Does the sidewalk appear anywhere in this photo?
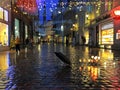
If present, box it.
[0,46,9,52]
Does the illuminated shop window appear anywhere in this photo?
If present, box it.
[100,22,114,45]
[4,10,8,21]
[0,7,3,19]
[0,22,8,46]
[101,29,113,44]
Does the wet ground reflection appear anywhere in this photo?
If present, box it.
[0,44,120,89]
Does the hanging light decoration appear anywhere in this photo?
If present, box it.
[16,0,37,14]
[36,0,58,24]
[36,0,57,12]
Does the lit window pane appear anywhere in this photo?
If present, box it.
[4,10,8,21]
[0,7,3,19]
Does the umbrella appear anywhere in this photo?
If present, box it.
[54,52,71,65]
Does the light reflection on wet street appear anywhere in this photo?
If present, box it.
[0,43,120,90]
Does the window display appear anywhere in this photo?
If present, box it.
[101,29,113,44]
[0,22,8,46]
[100,22,114,45]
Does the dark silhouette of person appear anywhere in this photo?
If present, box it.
[25,37,29,46]
[81,36,86,45]
[15,36,20,52]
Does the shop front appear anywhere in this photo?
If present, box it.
[0,7,9,51]
[99,21,114,49]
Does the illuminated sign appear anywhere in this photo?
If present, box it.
[111,6,120,19]
[114,10,120,16]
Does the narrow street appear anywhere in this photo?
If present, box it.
[0,43,120,90]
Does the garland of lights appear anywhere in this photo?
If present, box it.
[36,0,105,23]
[16,0,37,14]
[16,0,103,23]
[16,0,104,14]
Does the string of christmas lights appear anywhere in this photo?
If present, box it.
[16,0,103,23]
[16,0,37,14]
[36,0,58,24]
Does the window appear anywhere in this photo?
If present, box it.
[0,7,3,19]
[4,10,8,21]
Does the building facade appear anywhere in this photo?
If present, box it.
[85,0,120,50]
[0,0,12,51]
[0,0,37,51]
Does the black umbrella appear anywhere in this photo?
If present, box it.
[54,52,71,65]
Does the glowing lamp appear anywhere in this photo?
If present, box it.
[16,0,37,14]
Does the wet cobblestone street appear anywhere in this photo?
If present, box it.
[0,43,120,90]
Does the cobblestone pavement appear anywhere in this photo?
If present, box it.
[0,43,120,90]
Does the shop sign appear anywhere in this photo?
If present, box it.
[111,6,120,19]
[114,10,120,16]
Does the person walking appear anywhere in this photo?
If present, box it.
[25,37,29,47]
[15,36,20,53]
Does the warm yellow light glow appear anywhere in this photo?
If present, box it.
[101,51,113,59]
[72,23,78,31]
[0,7,3,19]
[0,53,9,70]
[48,35,51,39]
[91,67,98,81]
[101,29,113,44]
[0,22,8,46]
